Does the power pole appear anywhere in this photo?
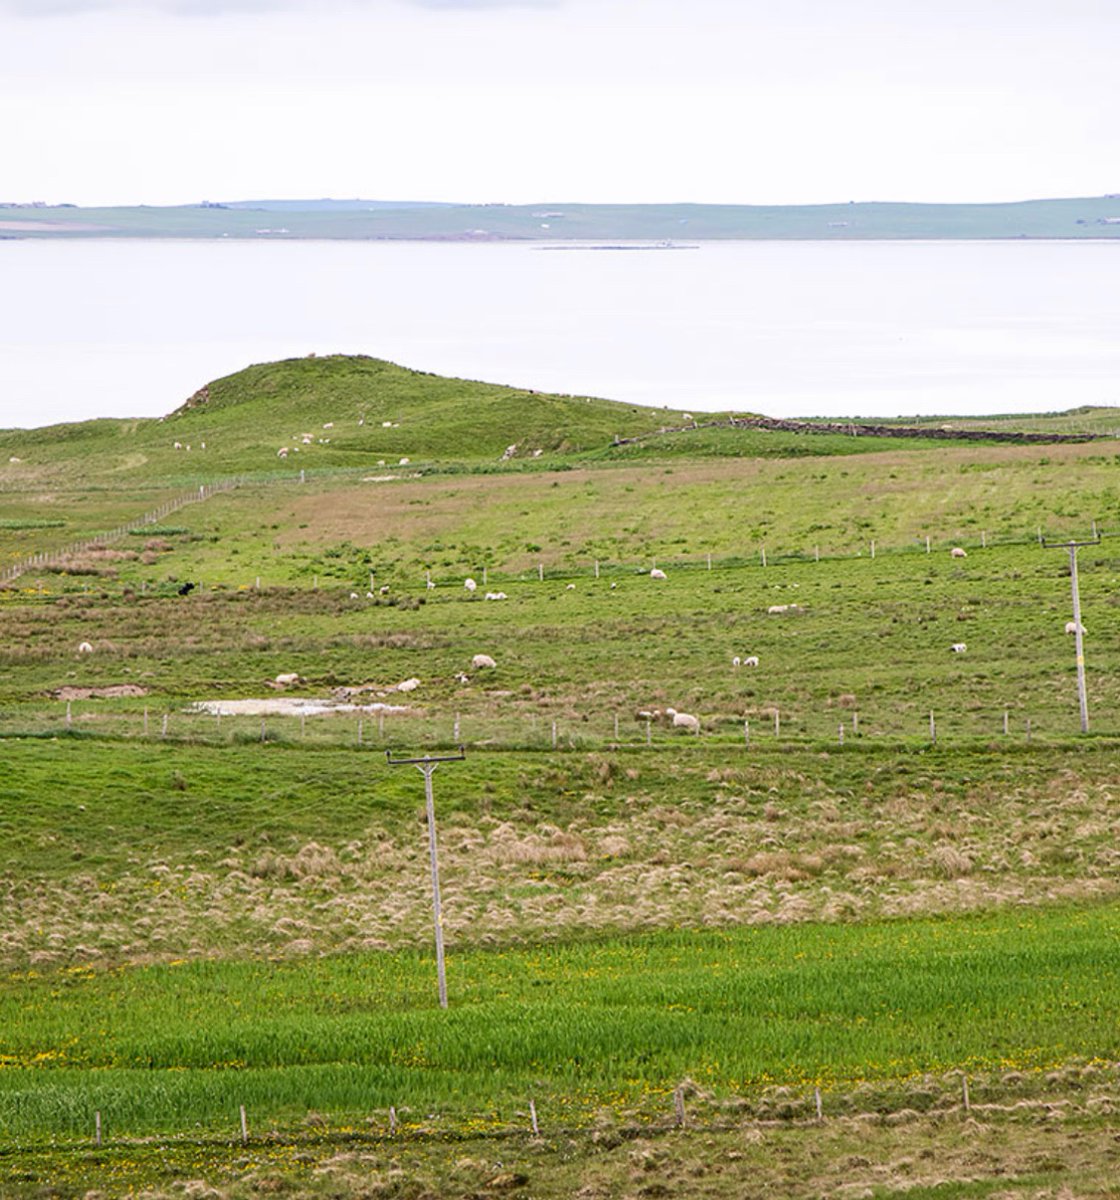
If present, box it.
[385,748,466,1008]
[1043,535,1099,734]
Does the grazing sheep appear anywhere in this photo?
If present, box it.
[277,447,290,459]
[566,583,576,591]
[951,642,967,653]
[950,547,967,559]
[399,457,410,465]
[349,592,360,599]
[742,655,759,667]
[665,706,700,734]
[173,441,182,450]
[650,568,667,580]
[454,671,470,684]
[1065,620,1086,635]
[274,673,301,687]
[426,580,436,590]
[767,604,789,615]
[610,582,618,589]
[379,585,389,595]
[396,678,421,693]
[464,578,478,593]
[484,591,508,601]
[366,591,374,599]
[732,656,741,667]
[471,654,497,669]
[77,641,93,654]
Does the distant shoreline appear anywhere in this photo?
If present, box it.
[4,195,1120,241]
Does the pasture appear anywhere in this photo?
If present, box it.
[2,358,1120,1196]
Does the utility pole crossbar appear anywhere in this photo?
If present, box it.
[386,749,465,1008]
[1042,536,1099,734]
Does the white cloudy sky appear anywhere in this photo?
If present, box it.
[1,0,1117,206]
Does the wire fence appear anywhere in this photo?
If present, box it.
[0,479,241,586]
[0,698,1105,751]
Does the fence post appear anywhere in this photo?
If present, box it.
[929,711,936,743]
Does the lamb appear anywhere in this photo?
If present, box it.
[379,585,390,595]
[951,642,967,653]
[471,654,496,669]
[77,641,94,654]
[950,547,968,559]
[566,583,575,590]
[426,579,436,590]
[733,655,759,668]
[277,447,290,459]
[464,578,477,593]
[649,568,667,580]
[484,591,508,601]
[1065,620,1086,635]
[665,706,700,734]
[454,671,470,684]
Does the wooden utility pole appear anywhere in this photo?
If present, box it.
[385,749,466,1008]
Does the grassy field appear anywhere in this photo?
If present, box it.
[2,357,1120,1196]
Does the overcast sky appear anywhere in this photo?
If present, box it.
[2,0,1117,207]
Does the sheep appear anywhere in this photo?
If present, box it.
[274,673,301,688]
[649,568,667,580]
[277,447,289,459]
[951,642,967,653]
[950,547,968,559]
[665,706,700,734]
[322,422,334,429]
[484,591,508,601]
[379,585,389,595]
[464,578,477,593]
[173,441,182,450]
[1065,620,1086,635]
[565,583,575,591]
[77,641,93,654]
[382,420,393,427]
[399,457,410,465]
[471,654,496,669]
[767,604,789,615]
[395,678,421,693]
[743,655,759,667]
[454,671,470,684]
[349,592,360,600]
[610,582,617,589]
[426,579,436,590]
[366,591,374,599]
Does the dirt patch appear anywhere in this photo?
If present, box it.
[52,684,149,700]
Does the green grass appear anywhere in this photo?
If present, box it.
[3,904,1120,1138]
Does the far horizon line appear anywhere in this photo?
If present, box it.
[6,192,1120,211]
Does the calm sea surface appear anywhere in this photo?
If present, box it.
[1,238,1118,429]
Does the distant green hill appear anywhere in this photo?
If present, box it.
[5,195,1120,240]
[0,356,694,484]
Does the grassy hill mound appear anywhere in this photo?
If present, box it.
[0,356,691,485]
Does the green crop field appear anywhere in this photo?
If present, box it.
[2,357,1120,1197]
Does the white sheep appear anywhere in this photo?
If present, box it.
[565,583,575,591]
[732,655,740,667]
[349,592,360,600]
[77,641,94,654]
[951,642,967,653]
[426,580,436,590]
[277,447,289,459]
[665,706,700,734]
[735,654,759,667]
[396,678,421,693]
[379,585,390,595]
[950,547,967,559]
[610,582,618,589]
[399,457,410,465]
[454,671,470,683]
[472,654,496,669]
[649,568,667,580]
[274,673,301,687]
[1065,620,1086,635]
[767,604,789,615]
[173,441,182,450]
[464,578,477,593]
[484,591,508,601]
